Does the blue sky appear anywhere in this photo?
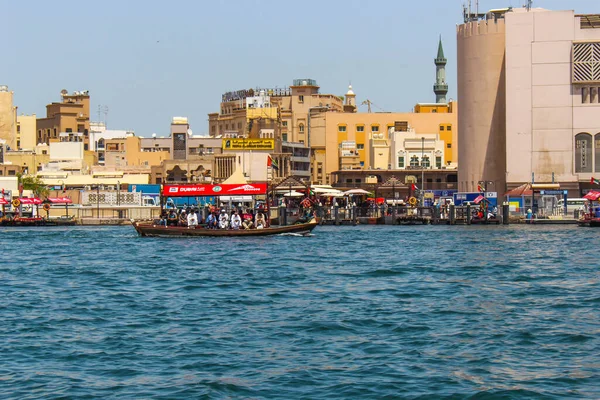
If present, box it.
[1,0,597,136]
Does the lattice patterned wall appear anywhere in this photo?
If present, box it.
[82,191,142,206]
[573,42,600,83]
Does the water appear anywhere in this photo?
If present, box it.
[1,225,599,399]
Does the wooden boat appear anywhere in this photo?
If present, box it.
[132,218,318,237]
[578,215,600,227]
[0,216,77,227]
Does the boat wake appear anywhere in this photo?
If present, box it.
[279,232,314,237]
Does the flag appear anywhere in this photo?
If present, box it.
[591,177,600,185]
[411,183,418,191]
[477,184,484,192]
[268,155,279,170]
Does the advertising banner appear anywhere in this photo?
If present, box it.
[162,183,268,197]
[222,139,274,151]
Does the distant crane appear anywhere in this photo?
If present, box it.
[361,99,372,113]
[360,99,386,113]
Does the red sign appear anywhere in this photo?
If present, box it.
[19,198,43,205]
[162,183,268,197]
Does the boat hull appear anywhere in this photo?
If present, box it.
[133,220,318,237]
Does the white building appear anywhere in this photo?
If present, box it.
[389,127,446,170]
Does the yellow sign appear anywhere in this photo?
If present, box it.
[222,139,274,151]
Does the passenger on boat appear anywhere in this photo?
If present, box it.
[167,209,178,226]
[219,209,230,229]
[187,209,198,228]
[230,210,242,230]
[242,213,254,229]
[178,211,188,226]
[206,211,217,229]
[158,210,168,226]
[255,211,266,229]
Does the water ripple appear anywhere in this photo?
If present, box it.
[0,225,599,398]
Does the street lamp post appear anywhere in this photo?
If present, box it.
[97,185,100,218]
[421,137,425,205]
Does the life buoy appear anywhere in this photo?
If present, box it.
[43,203,51,211]
[12,199,21,208]
[408,197,417,207]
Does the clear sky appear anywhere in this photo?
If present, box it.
[1,0,597,136]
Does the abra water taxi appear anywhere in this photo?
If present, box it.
[132,218,317,237]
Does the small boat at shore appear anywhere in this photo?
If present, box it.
[0,216,77,227]
[132,218,318,237]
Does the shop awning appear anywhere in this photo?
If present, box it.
[19,198,43,205]
[0,198,9,205]
[584,191,600,201]
[47,197,73,204]
[343,189,370,195]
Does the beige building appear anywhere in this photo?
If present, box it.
[0,86,17,150]
[104,136,170,169]
[458,7,600,195]
[316,104,457,184]
[17,114,37,150]
[209,79,457,185]
[3,145,50,175]
[37,90,91,149]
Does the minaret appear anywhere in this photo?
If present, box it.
[434,36,448,103]
[344,84,357,113]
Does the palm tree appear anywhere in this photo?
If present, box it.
[17,173,49,198]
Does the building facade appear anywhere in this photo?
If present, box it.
[36,90,91,149]
[0,86,17,150]
[16,114,37,150]
[458,7,600,195]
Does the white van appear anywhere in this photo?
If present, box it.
[557,198,587,213]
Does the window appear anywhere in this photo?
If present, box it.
[360,161,364,167]
[282,121,288,127]
[299,95,304,103]
[357,143,364,150]
[282,133,288,142]
[17,125,20,133]
[238,122,242,129]
[8,170,16,176]
[576,133,593,173]
[410,156,419,167]
[338,125,347,132]
[346,178,353,183]
[447,143,452,149]
[436,156,442,169]
[211,126,216,133]
[299,124,305,133]
[355,179,361,183]
[573,42,600,84]
[371,125,379,132]
[356,125,364,132]
[439,126,445,131]
[421,156,430,168]
[398,156,404,168]
[66,128,72,133]
[299,140,304,144]
[447,125,452,131]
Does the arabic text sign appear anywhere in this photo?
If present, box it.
[222,139,274,151]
